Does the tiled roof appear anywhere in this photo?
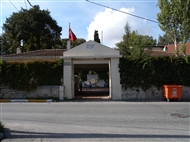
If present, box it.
[149,50,176,57]
[167,42,190,55]
[2,49,67,59]
[1,46,188,60]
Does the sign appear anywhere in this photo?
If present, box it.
[172,88,177,96]
[86,44,95,50]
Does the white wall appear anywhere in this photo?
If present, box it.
[109,58,121,100]
[63,59,73,99]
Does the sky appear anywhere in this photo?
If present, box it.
[0,0,164,48]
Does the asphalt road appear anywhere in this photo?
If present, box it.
[0,101,189,142]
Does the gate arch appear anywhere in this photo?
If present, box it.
[63,40,121,100]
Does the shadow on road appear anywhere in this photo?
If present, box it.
[3,128,190,139]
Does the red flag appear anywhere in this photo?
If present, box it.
[69,27,77,42]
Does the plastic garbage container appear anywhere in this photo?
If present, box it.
[162,85,183,102]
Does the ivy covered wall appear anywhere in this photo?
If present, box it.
[119,56,190,91]
[1,56,190,92]
[1,59,63,91]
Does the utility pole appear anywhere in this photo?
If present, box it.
[101,31,103,44]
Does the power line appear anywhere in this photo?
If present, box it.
[27,0,33,7]
[9,0,19,11]
[24,0,28,9]
[86,0,158,23]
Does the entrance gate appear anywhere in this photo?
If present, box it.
[62,40,121,100]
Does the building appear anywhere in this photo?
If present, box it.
[166,42,190,55]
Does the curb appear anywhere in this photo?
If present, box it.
[0,99,53,103]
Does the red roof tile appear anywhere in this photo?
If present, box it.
[149,50,176,56]
[167,42,190,55]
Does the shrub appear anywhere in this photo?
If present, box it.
[0,122,4,133]
[1,59,63,91]
[119,56,190,91]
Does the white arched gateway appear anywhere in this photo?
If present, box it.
[62,40,122,100]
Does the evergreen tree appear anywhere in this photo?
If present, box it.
[3,5,62,53]
[157,34,173,46]
[116,22,156,58]
[94,30,101,43]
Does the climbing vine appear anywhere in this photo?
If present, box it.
[119,56,190,91]
[1,59,63,91]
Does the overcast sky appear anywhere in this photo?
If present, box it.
[0,0,164,47]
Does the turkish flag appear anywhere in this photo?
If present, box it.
[69,27,77,42]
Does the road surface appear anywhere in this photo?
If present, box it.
[0,101,189,142]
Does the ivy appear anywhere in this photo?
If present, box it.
[1,57,190,92]
[119,56,190,91]
[1,59,63,91]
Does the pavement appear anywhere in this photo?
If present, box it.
[0,88,189,141]
[0,99,53,103]
[0,101,189,142]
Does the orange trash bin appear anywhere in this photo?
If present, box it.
[162,85,183,102]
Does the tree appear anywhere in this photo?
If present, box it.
[157,34,173,45]
[3,5,62,53]
[139,35,156,47]
[157,0,190,56]
[116,22,131,57]
[61,38,86,49]
[116,22,156,58]
[94,30,101,43]
[178,0,190,55]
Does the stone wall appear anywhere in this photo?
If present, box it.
[182,86,190,101]
[122,85,190,101]
[0,86,60,99]
[0,85,189,101]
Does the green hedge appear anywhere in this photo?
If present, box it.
[1,59,63,91]
[119,56,190,90]
[0,121,4,133]
[1,56,190,92]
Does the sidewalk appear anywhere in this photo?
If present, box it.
[0,99,53,103]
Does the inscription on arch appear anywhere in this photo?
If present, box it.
[86,44,95,50]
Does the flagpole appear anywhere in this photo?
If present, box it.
[69,23,73,48]
[67,23,71,49]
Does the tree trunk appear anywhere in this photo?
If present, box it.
[174,34,178,57]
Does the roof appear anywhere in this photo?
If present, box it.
[2,49,67,60]
[149,50,176,57]
[63,40,121,59]
[2,42,189,61]
[167,42,190,55]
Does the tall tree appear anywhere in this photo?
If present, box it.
[157,0,190,56]
[0,33,10,54]
[94,30,101,43]
[140,35,156,46]
[116,22,156,58]
[3,5,62,53]
[116,22,131,57]
[179,0,190,55]
[157,33,173,45]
